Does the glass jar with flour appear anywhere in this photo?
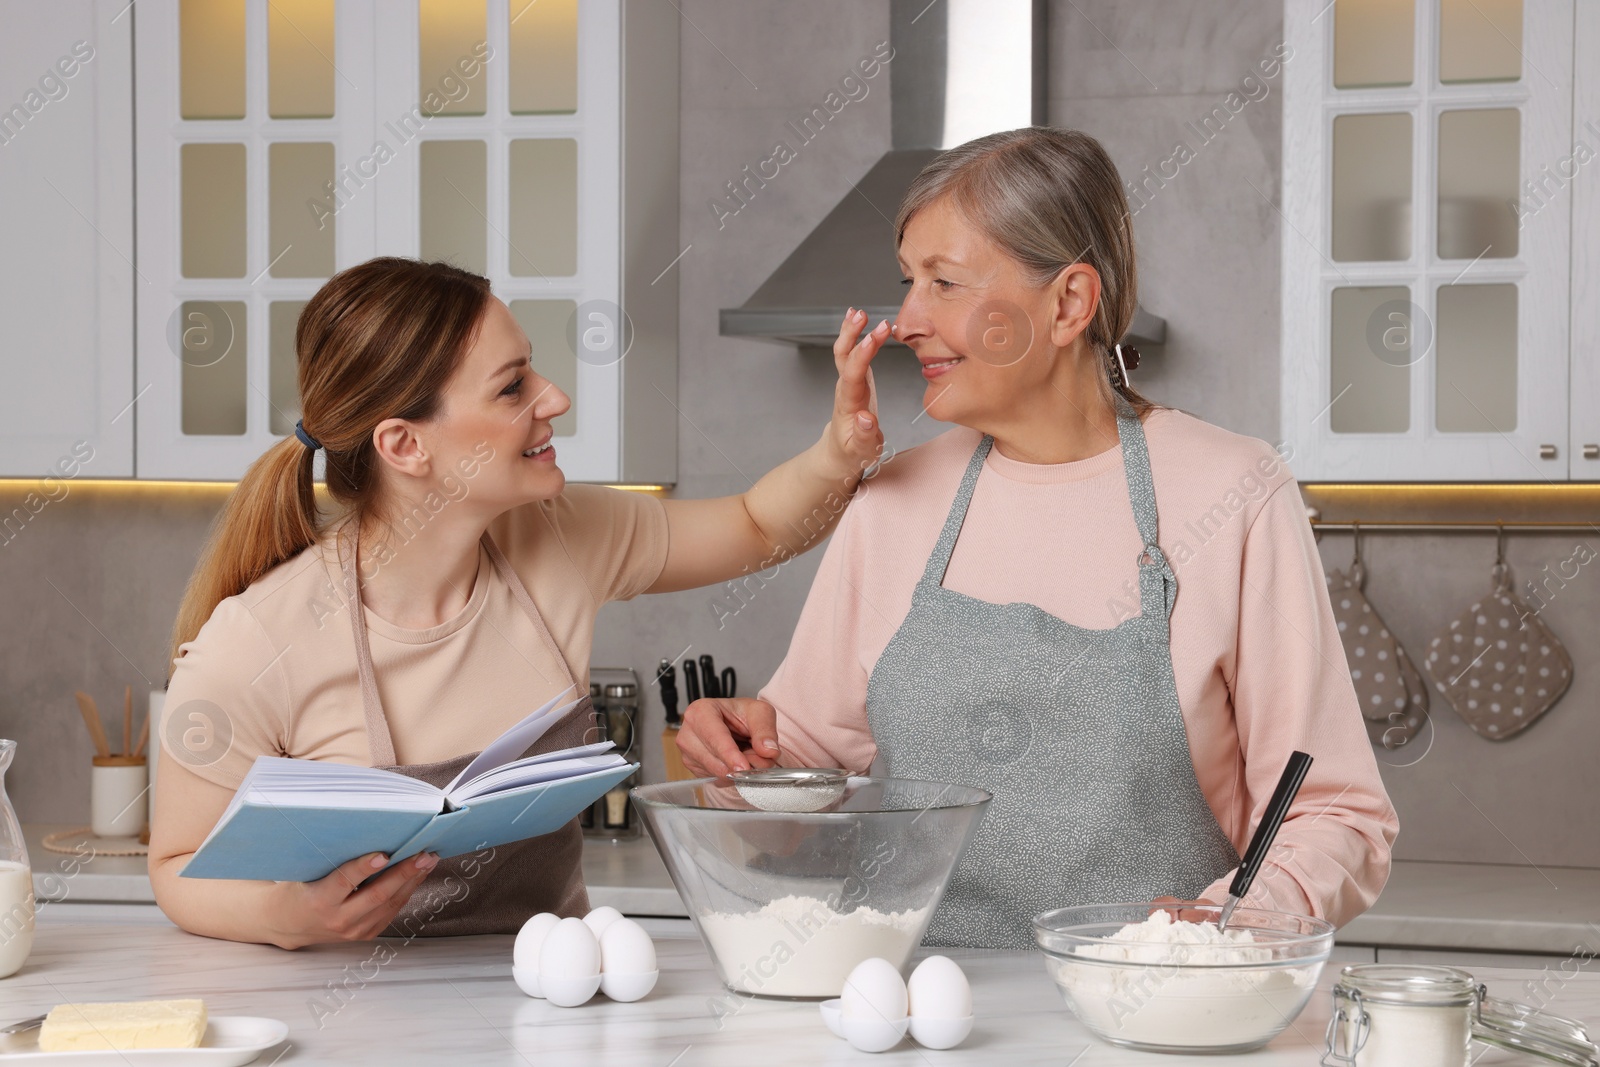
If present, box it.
[1322,964,1599,1067]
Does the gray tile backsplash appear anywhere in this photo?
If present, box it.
[1,1,1595,872]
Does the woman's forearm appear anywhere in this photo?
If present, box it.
[741,420,874,564]
[150,854,289,946]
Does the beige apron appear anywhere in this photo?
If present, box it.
[337,520,597,937]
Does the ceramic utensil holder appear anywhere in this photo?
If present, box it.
[91,755,147,838]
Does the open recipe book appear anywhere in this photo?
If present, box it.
[181,689,635,882]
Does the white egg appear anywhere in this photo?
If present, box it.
[582,905,624,941]
[513,912,561,972]
[598,918,659,1002]
[539,917,601,978]
[840,957,908,1023]
[538,917,602,1008]
[907,955,971,1019]
[598,917,657,975]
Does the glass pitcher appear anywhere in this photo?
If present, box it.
[0,738,34,978]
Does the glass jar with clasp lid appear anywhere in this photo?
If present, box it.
[1322,964,1599,1067]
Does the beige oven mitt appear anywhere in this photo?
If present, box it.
[1423,558,1574,740]
[1327,554,1430,751]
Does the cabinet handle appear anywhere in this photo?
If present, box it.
[1584,444,1600,460]
[1539,444,1558,460]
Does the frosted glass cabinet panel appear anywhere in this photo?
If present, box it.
[180,0,245,119]
[181,143,247,278]
[1439,0,1522,83]
[269,142,336,277]
[179,301,248,436]
[419,140,488,275]
[510,0,579,113]
[1331,113,1412,262]
[267,0,336,118]
[1281,0,1572,480]
[1330,287,1412,434]
[1333,0,1415,88]
[1435,284,1518,433]
[418,0,488,116]
[508,139,578,277]
[1436,109,1519,260]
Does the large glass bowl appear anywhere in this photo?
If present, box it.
[1033,902,1335,1054]
[632,776,990,998]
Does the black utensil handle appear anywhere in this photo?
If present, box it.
[699,654,719,699]
[720,667,737,698]
[656,659,680,725]
[683,663,701,704]
[1227,750,1314,901]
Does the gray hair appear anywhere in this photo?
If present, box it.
[895,127,1151,412]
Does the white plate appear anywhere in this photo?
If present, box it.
[0,1017,288,1065]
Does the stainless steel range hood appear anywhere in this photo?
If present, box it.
[719,0,1166,349]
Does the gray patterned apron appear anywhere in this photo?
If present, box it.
[338,521,597,936]
[864,392,1240,949]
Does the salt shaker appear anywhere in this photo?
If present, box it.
[1323,964,1599,1066]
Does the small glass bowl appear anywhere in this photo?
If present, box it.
[727,767,849,812]
[1033,901,1334,1054]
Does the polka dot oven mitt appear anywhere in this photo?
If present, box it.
[1328,562,1429,749]
[1423,562,1574,740]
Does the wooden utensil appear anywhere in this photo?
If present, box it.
[123,684,132,756]
[73,691,112,758]
[133,708,150,759]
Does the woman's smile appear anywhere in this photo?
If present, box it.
[919,354,964,379]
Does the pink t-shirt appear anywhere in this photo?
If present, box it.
[758,407,1399,927]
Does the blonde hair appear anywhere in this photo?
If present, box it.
[167,257,493,673]
[895,126,1155,416]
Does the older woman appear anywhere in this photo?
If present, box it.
[677,127,1399,949]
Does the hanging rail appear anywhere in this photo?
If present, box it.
[1306,516,1599,535]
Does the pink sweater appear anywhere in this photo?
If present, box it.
[757,408,1399,927]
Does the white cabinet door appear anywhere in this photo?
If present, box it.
[133,0,379,480]
[1570,1,1600,481]
[133,0,634,483]
[1281,0,1575,481]
[0,1,133,478]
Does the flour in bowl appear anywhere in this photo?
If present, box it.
[697,895,931,997]
[1048,909,1321,1050]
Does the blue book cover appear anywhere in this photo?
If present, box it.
[180,691,638,882]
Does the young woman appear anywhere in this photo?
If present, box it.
[150,257,890,948]
[677,127,1399,949]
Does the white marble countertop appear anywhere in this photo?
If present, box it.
[27,823,1600,956]
[23,823,687,917]
[6,904,1593,1065]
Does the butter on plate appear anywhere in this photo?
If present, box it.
[38,999,207,1052]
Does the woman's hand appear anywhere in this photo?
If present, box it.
[677,697,781,776]
[823,308,890,481]
[265,850,440,949]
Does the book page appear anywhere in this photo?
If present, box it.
[442,685,579,795]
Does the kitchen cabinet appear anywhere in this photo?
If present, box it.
[134,0,678,485]
[1280,0,1592,481]
[0,1,134,479]
[1569,1,1600,477]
